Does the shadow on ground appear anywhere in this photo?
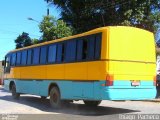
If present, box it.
[0,87,139,116]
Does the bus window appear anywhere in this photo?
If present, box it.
[62,43,65,62]
[21,50,27,65]
[40,46,47,64]
[16,52,21,66]
[95,33,102,59]
[65,40,76,62]
[48,45,57,63]
[27,49,32,65]
[82,38,88,60]
[56,43,65,63]
[33,47,40,65]
[77,39,83,61]
[77,37,88,61]
[87,35,95,60]
[77,34,101,61]
[4,54,11,73]
[11,53,16,66]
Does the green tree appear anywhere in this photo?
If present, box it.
[39,15,73,41]
[15,32,32,49]
[47,0,160,33]
[32,38,39,44]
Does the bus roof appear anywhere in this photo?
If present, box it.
[9,27,107,53]
[8,26,152,54]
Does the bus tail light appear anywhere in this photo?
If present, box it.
[153,76,157,86]
[106,74,114,86]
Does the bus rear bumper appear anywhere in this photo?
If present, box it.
[102,87,156,100]
[100,80,157,100]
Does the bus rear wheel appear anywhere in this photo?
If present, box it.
[11,83,20,99]
[83,100,101,107]
[49,87,62,109]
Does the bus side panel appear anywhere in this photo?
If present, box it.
[4,79,10,91]
[46,64,64,80]
[87,61,106,80]
[64,61,106,81]
[10,67,20,79]
[3,79,103,100]
[72,81,94,99]
[3,79,156,100]
[15,80,39,95]
[65,63,87,80]
[20,66,47,79]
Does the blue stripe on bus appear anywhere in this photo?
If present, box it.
[4,79,156,100]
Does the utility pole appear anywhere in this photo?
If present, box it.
[47,0,49,16]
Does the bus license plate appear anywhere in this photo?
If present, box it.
[131,81,140,86]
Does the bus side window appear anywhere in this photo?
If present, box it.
[77,33,102,61]
[77,37,89,61]
[77,39,83,61]
[87,35,95,60]
[33,47,40,65]
[21,50,27,65]
[27,49,32,65]
[95,33,102,59]
[4,54,11,73]
[48,44,57,63]
[82,38,88,60]
[40,46,47,64]
[65,40,76,62]
[11,53,16,66]
[56,43,65,63]
[16,52,21,66]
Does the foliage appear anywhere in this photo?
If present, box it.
[31,38,39,44]
[39,15,73,41]
[47,0,160,33]
[15,32,32,49]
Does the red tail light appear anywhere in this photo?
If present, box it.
[106,74,114,86]
[153,76,157,86]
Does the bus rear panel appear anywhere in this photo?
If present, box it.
[103,26,156,100]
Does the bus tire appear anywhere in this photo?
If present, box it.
[11,83,20,99]
[49,87,62,109]
[83,100,101,107]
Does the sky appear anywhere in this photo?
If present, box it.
[0,0,60,61]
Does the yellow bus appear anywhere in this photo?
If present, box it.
[3,26,156,108]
